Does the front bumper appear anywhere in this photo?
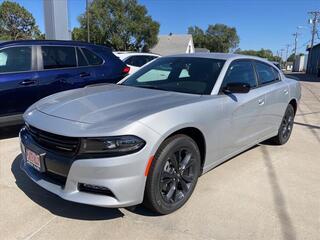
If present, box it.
[20,129,152,208]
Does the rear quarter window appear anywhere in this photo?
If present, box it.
[82,48,103,65]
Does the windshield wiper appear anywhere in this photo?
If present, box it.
[136,85,166,91]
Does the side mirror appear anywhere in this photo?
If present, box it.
[222,82,250,94]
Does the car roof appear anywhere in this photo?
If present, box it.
[0,40,109,49]
[165,52,273,64]
[113,52,160,59]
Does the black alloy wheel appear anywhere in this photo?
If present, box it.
[159,148,197,204]
[144,134,201,214]
[270,104,295,145]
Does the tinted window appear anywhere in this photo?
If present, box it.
[125,56,150,67]
[42,46,76,69]
[255,61,278,85]
[122,57,225,95]
[77,48,88,66]
[0,47,31,73]
[82,48,103,65]
[222,60,257,88]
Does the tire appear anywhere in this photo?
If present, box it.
[143,134,201,215]
[270,104,295,145]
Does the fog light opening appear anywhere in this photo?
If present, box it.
[78,183,115,198]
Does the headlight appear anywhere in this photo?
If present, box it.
[80,135,145,156]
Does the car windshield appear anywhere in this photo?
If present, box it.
[121,57,225,95]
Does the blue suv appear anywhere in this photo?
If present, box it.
[0,40,128,126]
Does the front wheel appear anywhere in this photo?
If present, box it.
[270,104,295,145]
[143,134,201,215]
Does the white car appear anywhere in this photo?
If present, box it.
[114,52,160,74]
[20,53,300,214]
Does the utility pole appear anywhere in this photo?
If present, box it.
[285,44,290,63]
[292,32,299,56]
[279,49,285,69]
[307,11,320,74]
[308,11,320,49]
[86,0,90,43]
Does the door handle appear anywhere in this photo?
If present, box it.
[19,80,36,86]
[283,89,289,95]
[80,72,91,78]
[258,98,265,106]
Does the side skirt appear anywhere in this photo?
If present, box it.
[201,131,278,174]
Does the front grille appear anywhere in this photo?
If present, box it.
[45,171,67,186]
[25,163,67,187]
[26,125,80,156]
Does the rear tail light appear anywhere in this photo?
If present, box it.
[122,65,130,74]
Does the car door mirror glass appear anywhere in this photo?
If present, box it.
[223,82,250,94]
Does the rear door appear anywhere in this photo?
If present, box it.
[220,60,267,155]
[254,61,290,134]
[0,45,38,117]
[36,45,96,101]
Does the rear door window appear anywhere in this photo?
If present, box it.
[0,46,32,73]
[81,48,103,65]
[42,46,76,69]
[254,61,278,85]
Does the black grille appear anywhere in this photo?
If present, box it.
[45,171,67,186]
[26,125,80,156]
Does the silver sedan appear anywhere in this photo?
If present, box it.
[20,53,301,214]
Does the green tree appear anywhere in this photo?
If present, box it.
[235,48,281,62]
[287,53,295,62]
[188,26,206,48]
[188,24,239,52]
[0,1,41,40]
[72,0,160,51]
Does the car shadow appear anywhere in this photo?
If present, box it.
[0,124,23,140]
[11,154,124,221]
[260,146,297,240]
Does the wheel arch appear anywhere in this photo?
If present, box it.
[289,98,298,115]
[164,127,207,171]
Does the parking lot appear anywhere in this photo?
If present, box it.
[0,73,319,240]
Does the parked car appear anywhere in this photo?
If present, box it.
[20,53,301,214]
[0,40,128,127]
[114,52,160,74]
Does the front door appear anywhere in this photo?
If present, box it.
[0,46,38,116]
[219,60,267,156]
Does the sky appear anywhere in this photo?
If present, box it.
[1,0,319,58]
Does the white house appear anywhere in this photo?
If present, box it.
[150,34,195,56]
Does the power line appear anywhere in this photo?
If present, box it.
[296,40,311,51]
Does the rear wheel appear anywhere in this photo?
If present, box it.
[143,134,201,215]
[270,104,295,145]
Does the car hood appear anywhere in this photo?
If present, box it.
[34,84,202,125]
